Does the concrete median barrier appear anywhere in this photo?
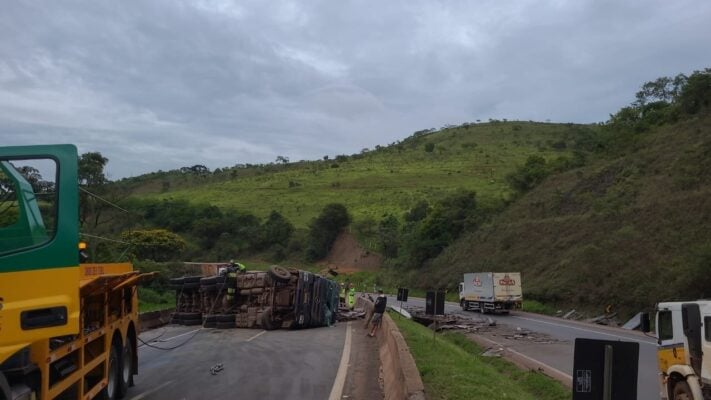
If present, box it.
[357,296,425,400]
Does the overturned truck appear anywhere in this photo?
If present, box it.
[170,265,340,330]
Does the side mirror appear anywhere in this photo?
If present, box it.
[640,312,651,333]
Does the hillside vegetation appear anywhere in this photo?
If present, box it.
[423,69,711,315]
[120,122,595,227]
[90,68,710,317]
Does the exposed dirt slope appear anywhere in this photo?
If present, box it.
[323,232,383,273]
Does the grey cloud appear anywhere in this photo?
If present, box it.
[1,0,710,178]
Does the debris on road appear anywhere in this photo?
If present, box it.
[388,305,412,319]
[621,311,644,330]
[562,309,577,319]
[481,347,504,357]
[404,306,565,344]
[587,312,620,326]
[337,307,366,321]
[210,363,224,375]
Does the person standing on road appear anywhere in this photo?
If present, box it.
[347,284,356,310]
[368,290,387,337]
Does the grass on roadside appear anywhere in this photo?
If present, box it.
[522,299,559,316]
[138,287,175,312]
[392,312,569,400]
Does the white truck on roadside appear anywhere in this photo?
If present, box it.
[458,272,522,314]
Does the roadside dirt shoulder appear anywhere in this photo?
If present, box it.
[343,321,384,399]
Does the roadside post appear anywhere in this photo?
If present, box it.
[397,287,409,319]
[426,290,446,343]
[572,338,639,400]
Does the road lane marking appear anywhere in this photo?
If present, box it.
[510,316,657,345]
[246,330,266,342]
[128,379,174,400]
[472,334,572,386]
[154,328,202,343]
[328,321,352,400]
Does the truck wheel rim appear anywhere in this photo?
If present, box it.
[123,346,132,383]
[108,354,117,397]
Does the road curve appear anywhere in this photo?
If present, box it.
[391,296,659,400]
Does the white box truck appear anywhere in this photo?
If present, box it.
[458,272,522,314]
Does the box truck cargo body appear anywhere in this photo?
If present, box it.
[458,272,522,314]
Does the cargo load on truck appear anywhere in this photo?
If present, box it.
[171,265,340,330]
[458,272,522,314]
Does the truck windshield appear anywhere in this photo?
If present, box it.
[0,158,57,255]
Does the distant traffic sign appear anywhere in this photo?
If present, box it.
[397,288,409,302]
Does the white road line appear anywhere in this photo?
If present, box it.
[128,379,174,400]
[511,316,657,346]
[507,347,573,381]
[328,321,352,400]
[246,330,266,342]
[153,328,201,343]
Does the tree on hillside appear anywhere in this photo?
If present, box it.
[378,213,400,258]
[402,191,479,266]
[506,155,549,194]
[79,152,109,186]
[121,229,186,261]
[405,200,429,222]
[306,203,351,261]
[77,152,122,230]
[259,211,294,249]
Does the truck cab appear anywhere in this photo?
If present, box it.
[654,301,711,400]
[1,144,143,400]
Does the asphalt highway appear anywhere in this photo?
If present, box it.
[125,323,347,400]
[390,296,659,400]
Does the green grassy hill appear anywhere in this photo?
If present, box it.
[425,112,711,315]
[120,121,597,228]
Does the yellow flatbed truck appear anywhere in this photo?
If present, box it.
[1,145,144,400]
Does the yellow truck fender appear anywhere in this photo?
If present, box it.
[666,364,703,400]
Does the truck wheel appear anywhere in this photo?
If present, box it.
[101,345,119,400]
[261,307,280,330]
[673,381,693,400]
[460,300,466,310]
[268,265,291,283]
[117,338,135,398]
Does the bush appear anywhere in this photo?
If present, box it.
[424,143,435,153]
[506,156,549,194]
[305,203,351,261]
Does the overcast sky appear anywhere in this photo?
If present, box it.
[1,1,710,178]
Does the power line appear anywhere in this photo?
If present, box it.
[79,232,130,245]
[79,186,131,213]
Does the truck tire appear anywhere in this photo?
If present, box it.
[673,381,692,400]
[101,345,120,400]
[216,321,236,329]
[460,300,466,311]
[184,276,202,283]
[200,276,217,285]
[216,314,235,323]
[182,312,202,321]
[169,277,185,285]
[0,372,12,400]
[261,307,280,331]
[183,282,200,290]
[117,338,134,398]
[268,265,291,283]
